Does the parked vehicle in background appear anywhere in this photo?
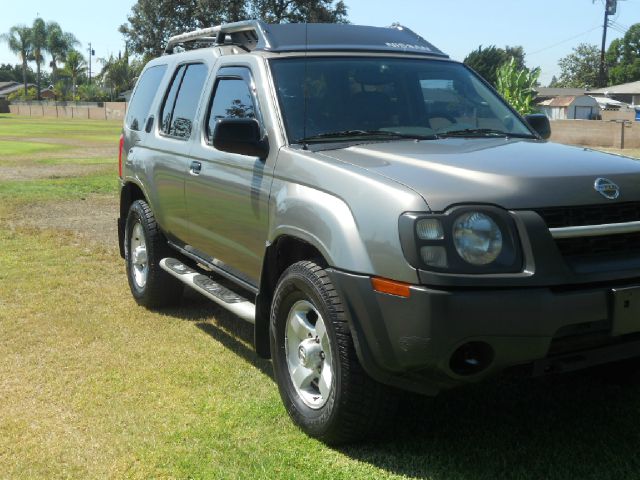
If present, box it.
[118,21,640,444]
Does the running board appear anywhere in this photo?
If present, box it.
[160,258,255,324]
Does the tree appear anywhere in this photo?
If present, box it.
[46,21,79,84]
[556,43,600,89]
[606,23,640,85]
[31,18,47,100]
[119,0,348,59]
[463,45,527,87]
[0,63,37,83]
[64,50,86,99]
[250,0,347,23]
[496,57,541,115]
[99,49,143,100]
[548,75,560,88]
[0,25,32,95]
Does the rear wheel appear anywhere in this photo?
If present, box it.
[270,260,397,445]
[125,200,183,308]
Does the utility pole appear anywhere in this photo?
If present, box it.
[599,0,617,87]
[87,43,95,84]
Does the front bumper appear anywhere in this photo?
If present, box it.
[328,269,640,395]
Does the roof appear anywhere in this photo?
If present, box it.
[591,96,628,108]
[0,81,19,91]
[165,20,447,58]
[590,80,640,95]
[537,96,577,107]
[0,83,35,98]
[263,23,447,57]
[535,87,587,97]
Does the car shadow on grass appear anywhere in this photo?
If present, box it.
[160,291,274,381]
[159,295,640,479]
[340,371,640,479]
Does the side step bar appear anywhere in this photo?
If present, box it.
[160,258,256,324]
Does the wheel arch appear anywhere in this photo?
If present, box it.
[118,181,148,258]
[254,234,327,358]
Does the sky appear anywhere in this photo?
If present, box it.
[1,0,639,85]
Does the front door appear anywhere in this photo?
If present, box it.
[184,66,271,286]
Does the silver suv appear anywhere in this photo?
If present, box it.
[118,21,640,444]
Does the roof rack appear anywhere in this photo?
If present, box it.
[165,21,447,58]
[164,20,271,54]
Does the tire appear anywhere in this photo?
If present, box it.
[124,199,183,308]
[270,260,397,445]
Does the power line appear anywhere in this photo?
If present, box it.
[528,25,602,56]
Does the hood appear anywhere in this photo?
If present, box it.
[317,138,640,211]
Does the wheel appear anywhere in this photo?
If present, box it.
[270,260,396,444]
[124,199,183,308]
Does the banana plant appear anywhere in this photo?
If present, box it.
[496,57,541,115]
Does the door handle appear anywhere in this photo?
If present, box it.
[189,161,202,175]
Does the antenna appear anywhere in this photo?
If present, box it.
[302,22,309,150]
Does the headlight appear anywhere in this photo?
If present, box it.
[398,207,521,274]
[452,212,503,265]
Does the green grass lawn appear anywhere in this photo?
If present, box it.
[3,115,640,479]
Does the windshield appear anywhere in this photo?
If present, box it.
[269,57,534,144]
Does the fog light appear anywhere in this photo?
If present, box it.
[420,246,447,268]
[449,342,494,376]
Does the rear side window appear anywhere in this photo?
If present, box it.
[160,63,208,139]
[126,65,167,131]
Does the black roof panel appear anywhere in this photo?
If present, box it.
[260,23,447,57]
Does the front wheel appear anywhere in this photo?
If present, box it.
[270,260,396,445]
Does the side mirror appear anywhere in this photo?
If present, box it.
[212,118,269,158]
[524,114,551,140]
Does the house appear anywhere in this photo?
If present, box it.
[589,80,640,105]
[537,95,600,120]
[535,87,589,101]
[0,82,36,99]
[39,87,56,100]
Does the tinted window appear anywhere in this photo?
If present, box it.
[207,78,255,143]
[270,57,532,143]
[169,64,208,139]
[126,64,167,131]
[160,65,186,134]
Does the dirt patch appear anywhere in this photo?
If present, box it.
[0,163,111,181]
[6,195,119,248]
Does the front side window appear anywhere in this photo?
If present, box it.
[269,57,534,144]
[206,77,256,144]
[160,63,208,139]
[126,64,167,131]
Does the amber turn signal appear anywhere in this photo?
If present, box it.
[371,277,411,298]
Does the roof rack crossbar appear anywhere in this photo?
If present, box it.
[164,20,270,54]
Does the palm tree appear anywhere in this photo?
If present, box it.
[64,50,86,99]
[0,25,32,96]
[46,21,79,84]
[99,49,141,100]
[31,18,47,100]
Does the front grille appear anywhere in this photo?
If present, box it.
[535,202,640,259]
[535,202,640,229]
[555,231,640,258]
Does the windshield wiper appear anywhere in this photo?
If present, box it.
[437,128,536,139]
[298,129,438,144]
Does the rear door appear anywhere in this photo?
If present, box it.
[184,62,273,286]
[143,62,209,242]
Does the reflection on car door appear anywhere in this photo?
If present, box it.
[184,66,271,286]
